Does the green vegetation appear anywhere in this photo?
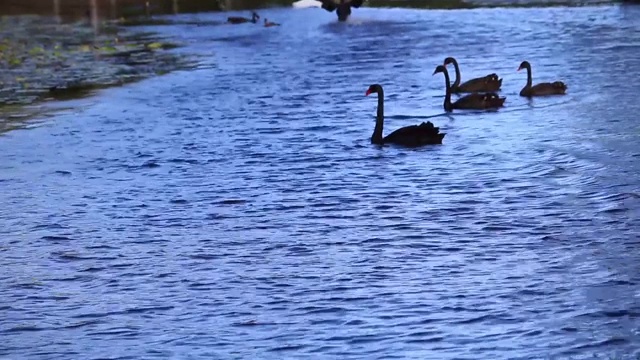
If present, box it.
[0,15,194,113]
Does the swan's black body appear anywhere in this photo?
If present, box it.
[366,84,446,147]
[227,11,259,24]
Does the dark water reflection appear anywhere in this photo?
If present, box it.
[1,4,640,359]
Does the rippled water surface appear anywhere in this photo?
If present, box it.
[2,4,640,359]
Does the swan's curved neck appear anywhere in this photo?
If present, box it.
[372,90,384,144]
[525,65,532,88]
[520,64,533,94]
[451,60,461,88]
[442,69,453,112]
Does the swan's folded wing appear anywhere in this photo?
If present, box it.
[384,122,444,145]
[350,0,365,8]
[552,81,567,90]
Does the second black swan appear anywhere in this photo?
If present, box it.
[517,61,567,97]
[227,11,259,24]
[432,65,506,112]
[443,57,502,93]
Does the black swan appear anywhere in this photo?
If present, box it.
[227,11,259,24]
[318,0,364,21]
[517,61,567,97]
[432,65,506,112]
[443,57,502,93]
[365,84,445,147]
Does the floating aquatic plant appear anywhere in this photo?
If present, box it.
[0,14,194,112]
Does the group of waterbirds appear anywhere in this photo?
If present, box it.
[366,57,568,147]
[226,11,281,27]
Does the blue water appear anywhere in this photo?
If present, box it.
[1,4,640,359]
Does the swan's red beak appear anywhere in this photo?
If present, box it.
[365,89,372,96]
[517,66,522,71]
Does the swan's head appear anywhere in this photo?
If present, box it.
[517,61,530,71]
[365,84,382,96]
[443,57,456,66]
[432,65,447,76]
[252,11,260,19]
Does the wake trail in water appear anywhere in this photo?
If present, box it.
[386,97,574,119]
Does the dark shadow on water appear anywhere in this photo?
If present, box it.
[44,81,137,102]
[0,105,68,135]
[385,97,574,120]
[386,113,454,120]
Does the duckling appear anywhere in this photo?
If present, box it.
[264,18,280,27]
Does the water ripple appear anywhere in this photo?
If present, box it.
[1,4,639,360]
